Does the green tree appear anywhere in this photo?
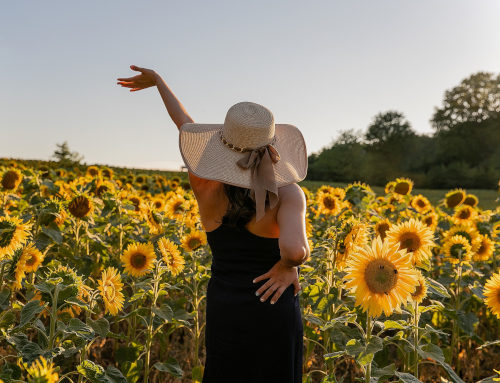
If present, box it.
[51,141,84,166]
[364,111,415,148]
[431,71,500,131]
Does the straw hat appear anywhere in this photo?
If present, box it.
[179,101,308,221]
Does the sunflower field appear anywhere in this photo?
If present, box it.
[0,160,499,383]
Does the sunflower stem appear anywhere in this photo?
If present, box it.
[413,301,419,378]
[365,313,372,383]
[48,284,60,349]
[144,262,160,383]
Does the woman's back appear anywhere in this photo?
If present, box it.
[199,182,306,383]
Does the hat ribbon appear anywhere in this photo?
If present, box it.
[236,143,281,222]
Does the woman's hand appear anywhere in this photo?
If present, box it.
[117,65,158,92]
[253,259,301,304]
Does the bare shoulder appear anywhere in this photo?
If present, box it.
[278,183,306,207]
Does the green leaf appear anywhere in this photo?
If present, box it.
[0,310,16,329]
[383,320,407,330]
[477,340,500,349]
[65,318,95,341]
[457,311,478,336]
[153,357,183,377]
[345,339,364,357]
[324,351,346,362]
[395,371,422,382]
[105,366,128,383]
[437,360,465,383]
[77,360,111,383]
[41,226,63,244]
[19,300,44,327]
[303,313,325,327]
[372,363,396,379]
[152,303,174,322]
[426,277,450,298]
[88,318,110,338]
[0,289,10,309]
[417,343,445,363]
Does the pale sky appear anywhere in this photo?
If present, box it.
[2,1,499,170]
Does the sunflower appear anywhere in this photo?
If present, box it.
[463,194,479,207]
[126,193,144,212]
[451,205,478,225]
[410,270,428,304]
[1,168,23,190]
[97,267,125,315]
[422,210,438,231]
[442,235,473,264]
[158,237,185,276]
[9,247,28,290]
[101,167,114,179]
[0,216,32,260]
[444,188,466,209]
[25,356,58,383]
[316,191,343,216]
[165,193,188,220]
[95,178,116,198]
[152,196,166,211]
[375,219,391,240]
[142,202,163,235]
[86,165,101,178]
[121,242,156,277]
[393,177,413,196]
[23,243,45,273]
[385,218,435,267]
[67,194,94,219]
[300,186,312,203]
[181,230,207,252]
[384,181,395,194]
[472,234,494,262]
[443,223,480,253]
[344,181,374,206]
[483,271,500,319]
[335,218,369,270]
[410,194,431,214]
[344,236,419,318]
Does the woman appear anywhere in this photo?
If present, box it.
[117,65,310,383]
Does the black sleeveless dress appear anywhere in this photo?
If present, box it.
[202,215,303,383]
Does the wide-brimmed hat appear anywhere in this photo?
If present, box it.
[179,101,308,221]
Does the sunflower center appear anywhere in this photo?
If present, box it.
[399,232,421,252]
[364,259,398,294]
[173,201,184,213]
[130,252,147,269]
[0,221,16,247]
[394,182,410,195]
[423,216,434,227]
[450,243,466,259]
[69,196,91,218]
[446,192,464,208]
[25,254,36,266]
[377,223,390,240]
[323,196,336,210]
[2,171,21,190]
[412,281,423,298]
[417,199,426,208]
[457,209,471,220]
[104,281,116,300]
[188,238,202,250]
[477,242,486,255]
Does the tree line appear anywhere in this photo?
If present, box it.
[306,72,500,189]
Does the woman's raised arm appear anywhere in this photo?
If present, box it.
[116,65,193,130]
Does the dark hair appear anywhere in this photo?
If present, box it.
[222,183,269,228]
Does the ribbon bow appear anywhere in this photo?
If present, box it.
[236,143,281,222]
